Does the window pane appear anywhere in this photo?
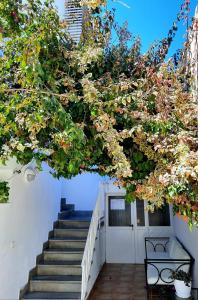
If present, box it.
[148,204,170,226]
[136,199,145,226]
[109,196,131,226]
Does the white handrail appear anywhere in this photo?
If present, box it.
[81,183,103,300]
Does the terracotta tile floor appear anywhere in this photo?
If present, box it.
[88,264,149,300]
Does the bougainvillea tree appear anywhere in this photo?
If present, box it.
[0,0,197,226]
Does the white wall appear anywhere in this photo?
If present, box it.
[0,163,61,300]
[61,173,105,211]
[173,217,198,288]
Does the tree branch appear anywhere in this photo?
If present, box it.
[2,88,68,98]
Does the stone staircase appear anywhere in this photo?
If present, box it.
[21,199,92,300]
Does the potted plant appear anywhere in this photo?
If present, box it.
[170,270,192,298]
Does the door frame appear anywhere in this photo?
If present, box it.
[105,192,137,263]
[105,192,174,264]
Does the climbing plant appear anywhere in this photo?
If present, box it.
[0,181,10,203]
[0,0,197,225]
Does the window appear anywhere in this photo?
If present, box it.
[136,199,145,226]
[148,204,170,226]
[108,196,131,226]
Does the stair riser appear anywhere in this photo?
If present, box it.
[58,211,71,218]
[54,229,88,238]
[71,211,92,217]
[61,204,75,211]
[37,266,81,276]
[44,252,83,261]
[49,241,85,249]
[30,281,81,293]
[58,221,90,229]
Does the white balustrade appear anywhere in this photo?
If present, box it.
[81,183,104,300]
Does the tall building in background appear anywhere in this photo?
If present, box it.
[65,0,84,43]
[190,6,198,93]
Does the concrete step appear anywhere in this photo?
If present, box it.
[61,204,75,212]
[60,198,67,210]
[44,250,83,262]
[40,260,82,265]
[21,205,92,300]
[71,211,92,217]
[50,237,86,241]
[59,217,91,222]
[22,291,80,299]
[58,211,72,219]
[57,220,90,229]
[58,211,92,221]
[49,239,86,250]
[54,229,88,239]
[37,263,81,276]
[30,275,81,293]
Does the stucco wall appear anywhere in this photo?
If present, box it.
[0,163,61,300]
[173,217,198,288]
[61,173,105,211]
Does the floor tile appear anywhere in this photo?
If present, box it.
[88,264,153,300]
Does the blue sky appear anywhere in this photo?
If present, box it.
[107,0,198,56]
[55,0,197,57]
